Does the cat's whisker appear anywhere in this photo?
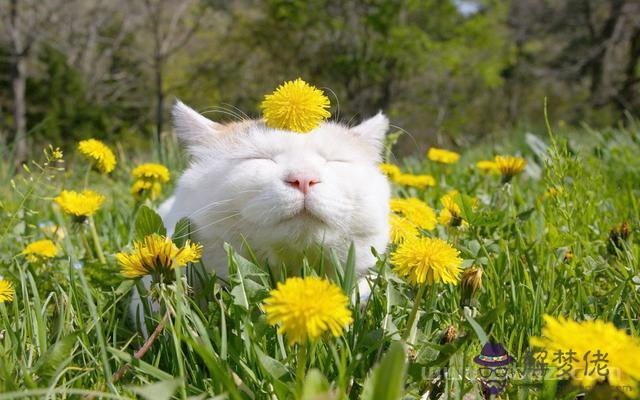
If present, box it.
[200,107,244,122]
[201,104,245,119]
[186,197,245,219]
[389,124,420,157]
[221,102,250,121]
[345,113,360,129]
[322,87,340,123]
[174,212,242,240]
[184,190,263,219]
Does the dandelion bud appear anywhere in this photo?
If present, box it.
[440,325,458,344]
[460,267,483,308]
[563,248,574,262]
[608,221,631,254]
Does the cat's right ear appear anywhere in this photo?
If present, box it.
[172,101,221,150]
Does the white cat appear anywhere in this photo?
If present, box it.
[132,102,390,331]
[160,101,391,284]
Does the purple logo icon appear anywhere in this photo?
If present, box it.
[473,342,514,395]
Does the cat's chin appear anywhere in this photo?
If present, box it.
[279,208,326,226]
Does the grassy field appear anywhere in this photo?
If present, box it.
[0,119,639,399]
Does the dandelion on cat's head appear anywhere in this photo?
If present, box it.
[54,190,105,222]
[263,276,352,345]
[21,239,59,262]
[78,139,116,174]
[379,163,401,178]
[531,315,640,397]
[494,155,526,182]
[260,78,331,133]
[117,234,202,280]
[0,278,15,303]
[427,148,460,164]
[390,198,437,231]
[392,173,436,189]
[132,163,170,183]
[390,237,462,285]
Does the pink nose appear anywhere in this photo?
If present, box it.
[286,175,319,194]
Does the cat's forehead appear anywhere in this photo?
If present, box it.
[208,119,378,161]
[247,122,366,152]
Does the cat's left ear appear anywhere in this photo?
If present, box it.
[351,112,389,151]
[173,100,222,150]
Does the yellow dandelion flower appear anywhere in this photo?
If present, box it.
[438,190,465,228]
[392,173,436,189]
[21,239,58,262]
[494,155,526,181]
[54,190,105,220]
[78,139,116,174]
[531,315,640,396]
[390,237,462,285]
[263,276,352,345]
[132,163,170,183]
[437,208,453,226]
[389,214,419,244]
[0,279,14,303]
[427,148,460,164]
[476,160,499,174]
[39,223,65,241]
[131,180,162,200]
[261,78,331,133]
[379,163,401,178]
[117,234,202,279]
[390,198,437,231]
[441,190,462,214]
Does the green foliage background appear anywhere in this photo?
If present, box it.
[2,0,639,158]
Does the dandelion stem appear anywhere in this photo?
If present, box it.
[402,283,427,341]
[83,164,92,189]
[88,216,106,264]
[79,229,94,260]
[112,310,170,383]
[296,342,308,394]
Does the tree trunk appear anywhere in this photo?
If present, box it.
[154,57,164,162]
[9,0,28,166]
[12,56,27,166]
[617,26,640,117]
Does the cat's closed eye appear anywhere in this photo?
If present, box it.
[240,157,275,163]
[326,159,351,164]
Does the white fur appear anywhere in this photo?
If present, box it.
[164,101,391,280]
[131,103,390,333]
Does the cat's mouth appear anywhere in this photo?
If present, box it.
[281,207,325,225]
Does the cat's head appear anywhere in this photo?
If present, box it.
[172,101,390,247]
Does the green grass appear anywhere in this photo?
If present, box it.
[0,121,639,399]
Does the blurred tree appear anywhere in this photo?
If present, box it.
[1,0,62,165]
[0,0,638,155]
[138,0,203,161]
[507,0,640,122]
